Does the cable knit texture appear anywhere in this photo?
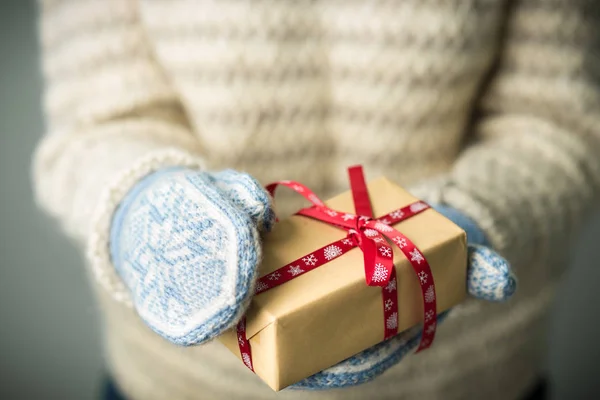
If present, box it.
[33,0,600,399]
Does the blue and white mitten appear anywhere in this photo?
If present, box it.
[110,168,274,345]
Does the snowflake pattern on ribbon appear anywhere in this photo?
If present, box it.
[374,222,393,232]
[288,265,304,276]
[342,214,356,221]
[425,285,435,303]
[418,271,428,284]
[342,238,354,246]
[393,236,408,248]
[373,237,386,243]
[308,194,324,206]
[241,352,253,368]
[385,278,397,293]
[372,263,388,283]
[326,210,338,217]
[390,210,404,219]
[379,218,391,225]
[410,249,425,264]
[269,271,281,281]
[379,246,392,258]
[364,229,379,238]
[384,299,394,311]
[426,322,437,335]
[410,201,428,213]
[302,254,318,266]
[255,281,269,294]
[386,312,398,330]
[425,310,435,322]
[323,245,343,260]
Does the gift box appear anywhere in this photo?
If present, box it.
[218,167,468,391]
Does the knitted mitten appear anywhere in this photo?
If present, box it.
[291,204,516,390]
[110,168,274,345]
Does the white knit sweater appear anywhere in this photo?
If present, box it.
[34,0,600,399]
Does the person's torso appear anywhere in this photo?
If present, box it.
[98,2,562,399]
[138,0,507,195]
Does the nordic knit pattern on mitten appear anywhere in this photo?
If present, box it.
[110,168,271,345]
[467,245,517,302]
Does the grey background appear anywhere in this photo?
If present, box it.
[0,1,599,399]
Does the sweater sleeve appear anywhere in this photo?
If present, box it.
[409,0,600,269]
[33,0,205,300]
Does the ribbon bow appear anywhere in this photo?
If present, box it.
[237,166,437,372]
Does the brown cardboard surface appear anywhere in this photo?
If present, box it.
[219,177,467,390]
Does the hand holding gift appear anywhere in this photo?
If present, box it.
[109,166,515,391]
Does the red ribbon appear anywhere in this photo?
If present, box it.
[236,166,437,373]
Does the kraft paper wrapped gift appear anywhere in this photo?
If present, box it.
[219,176,468,391]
